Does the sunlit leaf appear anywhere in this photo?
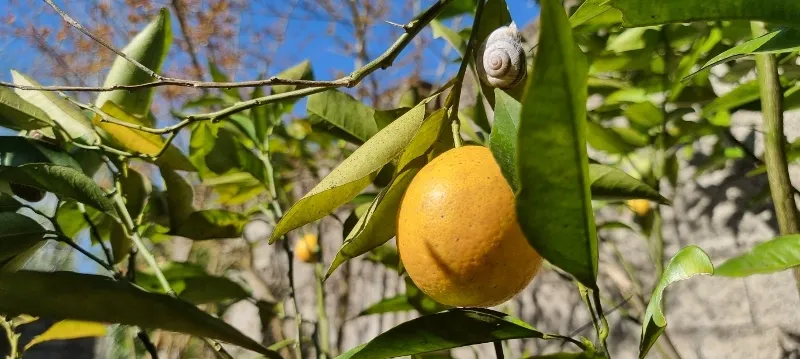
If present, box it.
[437,0,476,19]
[396,109,448,172]
[95,102,195,172]
[715,235,800,277]
[0,164,114,213]
[489,89,521,191]
[95,8,172,118]
[517,0,598,289]
[336,308,567,359]
[689,28,800,79]
[586,121,635,154]
[639,246,713,358]
[0,270,278,357]
[325,165,421,279]
[269,103,427,244]
[24,320,107,350]
[0,87,53,132]
[431,20,466,55]
[611,0,800,27]
[569,0,612,28]
[307,90,378,144]
[11,71,97,145]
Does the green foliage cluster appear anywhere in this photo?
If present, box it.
[0,0,799,358]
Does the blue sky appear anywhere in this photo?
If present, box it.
[1,0,540,274]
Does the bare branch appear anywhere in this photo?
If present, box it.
[42,0,163,81]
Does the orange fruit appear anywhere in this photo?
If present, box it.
[626,199,650,216]
[295,233,320,263]
[396,145,542,307]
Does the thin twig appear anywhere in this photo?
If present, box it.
[171,0,207,84]
[448,0,486,147]
[78,202,117,271]
[136,330,160,359]
[42,0,163,81]
[52,233,115,272]
[7,0,455,98]
[493,341,504,359]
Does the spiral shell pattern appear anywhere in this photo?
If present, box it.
[476,25,527,89]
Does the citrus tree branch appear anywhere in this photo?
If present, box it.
[3,0,455,94]
[42,0,163,81]
[448,0,486,148]
[751,21,800,295]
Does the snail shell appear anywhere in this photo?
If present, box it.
[476,24,527,89]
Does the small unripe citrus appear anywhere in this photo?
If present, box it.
[295,233,320,263]
[626,199,650,216]
[397,145,542,308]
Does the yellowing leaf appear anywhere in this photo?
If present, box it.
[95,102,164,155]
[95,102,195,171]
[24,320,107,350]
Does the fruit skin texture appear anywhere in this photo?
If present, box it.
[295,233,320,263]
[397,145,542,307]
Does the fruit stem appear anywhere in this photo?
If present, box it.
[447,0,486,148]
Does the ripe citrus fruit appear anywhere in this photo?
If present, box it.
[396,145,542,307]
[626,199,650,216]
[295,233,320,263]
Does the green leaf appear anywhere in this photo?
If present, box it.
[689,28,800,79]
[610,0,800,26]
[0,212,47,264]
[95,102,195,172]
[307,90,378,144]
[178,276,249,304]
[336,308,564,359]
[0,136,81,170]
[437,0,477,19]
[205,128,267,184]
[586,121,635,154]
[175,210,249,240]
[208,59,241,101]
[639,246,713,358]
[623,102,662,129]
[109,222,131,265]
[55,201,105,239]
[0,194,22,212]
[95,8,172,118]
[431,20,466,55]
[569,0,612,28]
[269,103,427,244]
[161,167,195,231]
[24,320,107,350]
[396,109,448,172]
[326,165,421,279]
[271,60,313,95]
[517,0,598,289]
[489,89,522,192]
[0,164,114,213]
[11,71,97,145]
[715,235,800,277]
[0,270,278,357]
[120,168,151,220]
[702,80,761,117]
[589,164,669,204]
[0,87,53,131]
[358,295,415,317]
